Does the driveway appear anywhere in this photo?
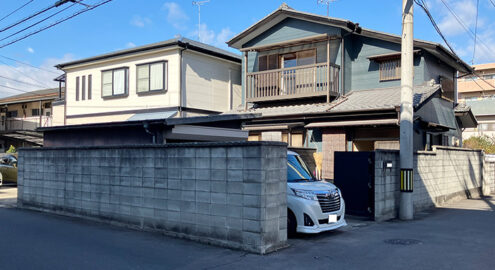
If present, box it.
[0,191,494,270]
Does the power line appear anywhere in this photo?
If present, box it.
[0,74,48,88]
[0,0,35,23]
[0,0,114,49]
[472,0,479,64]
[0,3,57,33]
[490,0,495,8]
[0,2,78,44]
[414,0,495,89]
[0,55,60,75]
[0,59,55,88]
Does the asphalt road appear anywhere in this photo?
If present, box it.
[1,188,494,270]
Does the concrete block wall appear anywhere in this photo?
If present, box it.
[374,146,488,221]
[17,142,288,254]
[484,159,495,194]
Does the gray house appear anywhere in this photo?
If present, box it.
[227,4,476,179]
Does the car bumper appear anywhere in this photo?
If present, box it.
[289,195,347,234]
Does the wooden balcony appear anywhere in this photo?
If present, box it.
[246,63,340,103]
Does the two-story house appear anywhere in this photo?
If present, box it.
[457,63,495,139]
[226,4,476,179]
[42,37,250,146]
[0,87,63,150]
[54,37,242,125]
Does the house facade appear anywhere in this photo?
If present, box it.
[227,4,475,179]
[457,63,495,139]
[53,37,242,126]
[0,88,63,150]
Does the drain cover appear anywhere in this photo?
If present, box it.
[384,239,422,245]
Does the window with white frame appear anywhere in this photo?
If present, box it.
[137,61,167,93]
[102,68,128,98]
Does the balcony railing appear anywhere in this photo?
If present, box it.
[0,116,52,132]
[246,63,340,102]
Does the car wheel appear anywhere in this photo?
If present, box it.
[287,209,297,237]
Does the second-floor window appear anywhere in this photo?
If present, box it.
[102,67,128,98]
[136,61,167,93]
[379,59,401,81]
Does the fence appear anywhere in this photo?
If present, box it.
[374,146,491,221]
[17,142,288,254]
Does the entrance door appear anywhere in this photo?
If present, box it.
[334,151,375,218]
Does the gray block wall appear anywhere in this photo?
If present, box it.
[374,146,489,221]
[17,142,288,254]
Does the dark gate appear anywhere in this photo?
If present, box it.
[334,151,374,219]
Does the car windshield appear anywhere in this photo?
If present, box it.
[287,154,316,182]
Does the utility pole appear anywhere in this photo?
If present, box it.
[192,0,209,41]
[400,0,414,220]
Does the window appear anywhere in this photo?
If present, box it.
[6,111,17,117]
[31,109,40,116]
[379,59,401,81]
[280,50,316,68]
[102,68,128,98]
[137,61,167,93]
[88,74,92,100]
[82,75,86,100]
[258,54,279,71]
[76,76,80,101]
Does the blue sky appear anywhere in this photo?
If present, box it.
[0,0,494,97]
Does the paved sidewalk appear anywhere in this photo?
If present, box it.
[0,191,494,270]
[0,186,17,208]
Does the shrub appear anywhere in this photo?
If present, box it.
[463,136,495,154]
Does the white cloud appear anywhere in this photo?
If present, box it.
[130,15,152,28]
[126,42,136,48]
[435,0,481,37]
[27,47,34,54]
[0,54,73,98]
[162,2,189,30]
[189,24,234,49]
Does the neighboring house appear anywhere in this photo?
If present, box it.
[53,37,242,126]
[42,38,250,146]
[226,4,476,179]
[457,63,495,139]
[0,87,64,150]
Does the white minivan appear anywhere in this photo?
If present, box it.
[287,151,347,234]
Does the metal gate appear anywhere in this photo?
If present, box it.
[334,151,374,219]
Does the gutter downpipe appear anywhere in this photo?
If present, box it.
[178,41,189,118]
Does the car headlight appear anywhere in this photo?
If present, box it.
[292,189,318,201]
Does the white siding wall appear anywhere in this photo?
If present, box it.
[182,51,242,112]
[64,48,181,125]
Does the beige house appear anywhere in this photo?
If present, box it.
[458,63,495,139]
[0,88,63,149]
[53,38,242,126]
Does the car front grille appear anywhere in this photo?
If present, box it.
[316,191,341,213]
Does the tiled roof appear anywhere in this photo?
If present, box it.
[0,88,63,105]
[330,84,441,112]
[228,84,441,117]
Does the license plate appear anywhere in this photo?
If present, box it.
[328,214,337,223]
